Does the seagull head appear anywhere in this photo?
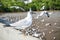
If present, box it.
[27,8,36,19]
[29,8,36,14]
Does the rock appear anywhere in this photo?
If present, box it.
[49,31,51,34]
[54,23,57,25]
[41,19,44,22]
[53,37,56,40]
[45,23,51,26]
[51,30,54,32]
[32,32,42,38]
[42,32,45,36]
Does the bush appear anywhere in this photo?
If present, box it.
[0,0,60,12]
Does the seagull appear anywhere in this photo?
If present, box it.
[39,11,51,17]
[35,11,52,19]
[24,0,32,4]
[10,8,33,30]
[45,23,51,26]
[0,8,34,30]
[44,11,50,17]
[10,6,25,11]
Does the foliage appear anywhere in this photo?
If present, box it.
[0,0,60,12]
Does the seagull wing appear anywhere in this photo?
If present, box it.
[40,11,44,16]
[10,18,32,29]
[10,18,26,26]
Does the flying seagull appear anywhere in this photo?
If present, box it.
[10,6,25,11]
[0,8,34,30]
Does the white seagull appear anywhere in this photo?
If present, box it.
[35,11,53,19]
[10,8,33,30]
[40,11,53,17]
[0,8,33,30]
[40,11,50,17]
[24,0,32,4]
[10,6,25,11]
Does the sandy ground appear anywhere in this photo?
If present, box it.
[0,11,60,40]
[32,11,60,40]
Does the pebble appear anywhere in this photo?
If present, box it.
[53,37,56,40]
[41,19,44,22]
[49,26,51,27]
[51,30,54,32]
[32,32,41,38]
[42,23,43,24]
[32,28,36,31]
[42,32,45,36]
[39,37,42,40]
[45,23,51,26]
[33,24,36,26]
[35,15,40,19]
[37,26,39,28]
[54,23,57,25]
[49,31,51,34]
[43,29,48,30]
